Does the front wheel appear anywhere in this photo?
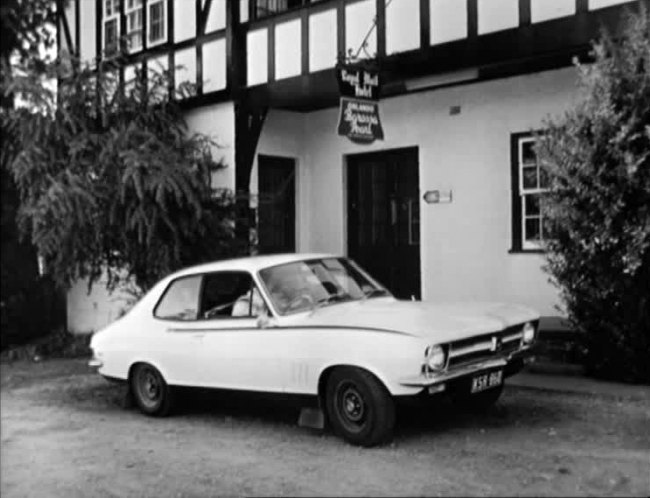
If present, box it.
[130,363,174,416]
[450,385,503,413]
[325,367,395,447]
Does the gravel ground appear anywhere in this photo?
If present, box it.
[1,359,649,497]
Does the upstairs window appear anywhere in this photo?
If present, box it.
[249,0,326,21]
[103,0,121,55]
[511,133,550,252]
[126,0,144,52]
[148,0,167,46]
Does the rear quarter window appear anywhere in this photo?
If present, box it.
[154,275,202,320]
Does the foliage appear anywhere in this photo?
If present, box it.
[2,53,241,294]
[1,0,64,349]
[536,7,650,383]
[0,327,92,362]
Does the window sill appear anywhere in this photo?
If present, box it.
[508,248,546,254]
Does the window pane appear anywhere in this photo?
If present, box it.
[539,165,550,189]
[524,193,540,216]
[542,216,553,239]
[155,275,201,320]
[525,217,541,242]
[149,1,165,43]
[105,19,118,53]
[200,272,266,319]
[522,166,538,190]
[521,140,537,164]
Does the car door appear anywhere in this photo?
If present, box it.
[193,271,285,392]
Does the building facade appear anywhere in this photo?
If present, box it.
[59,0,641,333]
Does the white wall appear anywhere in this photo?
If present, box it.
[256,67,580,317]
[67,274,134,334]
[185,101,236,190]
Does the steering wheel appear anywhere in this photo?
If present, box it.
[203,301,237,318]
[286,293,314,311]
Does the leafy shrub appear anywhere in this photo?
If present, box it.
[537,8,650,383]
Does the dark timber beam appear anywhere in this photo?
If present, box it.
[228,0,268,254]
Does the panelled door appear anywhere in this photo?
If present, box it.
[347,147,421,300]
[258,155,296,254]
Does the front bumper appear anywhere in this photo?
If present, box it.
[398,348,534,388]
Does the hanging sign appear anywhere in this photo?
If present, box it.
[336,65,383,143]
[337,97,384,143]
[337,66,380,100]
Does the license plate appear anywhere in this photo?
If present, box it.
[471,370,503,393]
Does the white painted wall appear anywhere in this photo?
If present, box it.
[185,101,236,190]
[67,274,135,334]
[67,102,236,333]
[254,67,580,317]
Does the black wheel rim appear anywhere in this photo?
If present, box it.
[135,366,162,410]
[335,381,368,434]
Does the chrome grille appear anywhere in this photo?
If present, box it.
[447,324,524,368]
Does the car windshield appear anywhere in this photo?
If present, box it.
[259,257,390,315]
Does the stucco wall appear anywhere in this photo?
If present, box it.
[255,67,580,316]
[66,103,236,334]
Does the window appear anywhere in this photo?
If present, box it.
[249,0,326,20]
[199,272,268,319]
[154,275,202,320]
[511,133,550,251]
[103,0,120,55]
[148,0,167,46]
[126,0,144,52]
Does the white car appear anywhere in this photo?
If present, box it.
[90,253,539,446]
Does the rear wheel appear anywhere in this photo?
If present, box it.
[451,385,503,413]
[130,363,174,416]
[325,367,395,447]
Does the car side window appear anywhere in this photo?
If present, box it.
[200,272,269,319]
[154,275,202,321]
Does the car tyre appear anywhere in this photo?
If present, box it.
[325,367,395,447]
[451,385,503,413]
[130,363,174,417]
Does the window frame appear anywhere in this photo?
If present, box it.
[147,0,167,47]
[510,131,549,253]
[103,0,121,55]
[125,0,144,53]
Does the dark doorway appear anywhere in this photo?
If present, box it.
[258,155,296,254]
[347,147,421,300]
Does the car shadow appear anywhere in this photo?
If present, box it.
[60,379,564,443]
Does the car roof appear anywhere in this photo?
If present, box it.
[170,253,339,279]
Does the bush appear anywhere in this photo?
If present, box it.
[537,8,650,383]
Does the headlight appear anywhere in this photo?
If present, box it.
[522,322,535,345]
[424,344,446,371]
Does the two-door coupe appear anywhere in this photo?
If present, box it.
[90,253,539,446]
